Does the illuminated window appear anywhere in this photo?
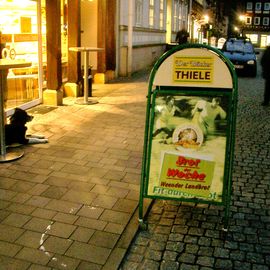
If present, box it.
[149,0,154,27]
[159,0,164,29]
[246,16,252,24]
[246,34,258,44]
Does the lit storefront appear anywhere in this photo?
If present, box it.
[0,0,68,113]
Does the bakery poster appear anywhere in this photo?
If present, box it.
[147,94,229,202]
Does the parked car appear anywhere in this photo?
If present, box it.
[221,37,258,77]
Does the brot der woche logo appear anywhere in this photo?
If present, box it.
[157,153,215,198]
[173,56,214,83]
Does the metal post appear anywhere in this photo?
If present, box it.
[0,70,7,156]
[84,51,89,104]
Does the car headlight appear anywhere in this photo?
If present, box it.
[247,60,255,65]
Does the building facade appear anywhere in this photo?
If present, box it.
[1,0,210,113]
[237,0,270,47]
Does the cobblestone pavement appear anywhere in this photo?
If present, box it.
[120,53,270,270]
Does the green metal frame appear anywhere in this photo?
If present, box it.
[139,44,238,231]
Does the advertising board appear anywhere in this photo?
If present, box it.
[139,44,238,230]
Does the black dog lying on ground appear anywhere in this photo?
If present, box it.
[5,108,48,146]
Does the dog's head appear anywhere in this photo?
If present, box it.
[10,108,33,125]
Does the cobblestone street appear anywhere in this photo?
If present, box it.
[120,53,270,270]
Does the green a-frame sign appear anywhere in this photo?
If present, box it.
[139,44,238,231]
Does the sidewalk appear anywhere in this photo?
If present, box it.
[0,71,151,270]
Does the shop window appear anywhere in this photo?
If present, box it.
[246,34,258,44]
[0,0,45,110]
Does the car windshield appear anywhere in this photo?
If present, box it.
[224,41,254,54]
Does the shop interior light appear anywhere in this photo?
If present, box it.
[0,0,36,6]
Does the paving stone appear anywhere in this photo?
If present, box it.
[145,249,163,261]
[234,261,251,270]
[2,212,31,228]
[140,259,159,270]
[41,235,73,254]
[48,254,80,270]
[23,217,53,233]
[0,224,24,242]
[160,260,179,270]
[162,250,178,261]
[16,246,53,265]
[76,261,102,270]
[45,199,81,214]
[31,208,56,219]
[89,230,119,249]
[70,226,95,243]
[16,230,49,248]
[7,202,35,215]
[178,263,199,270]
[76,205,103,219]
[215,259,233,269]
[0,255,31,270]
[166,241,184,253]
[75,216,107,230]
[61,190,97,205]
[214,247,230,258]
[148,240,166,251]
[46,221,76,238]
[104,222,125,234]
[91,194,118,209]
[196,256,215,267]
[99,209,131,225]
[0,240,22,257]
[28,264,51,270]
[65,241,111,265]
[126,253,144,263]
[119,261,139,270]
[178,253,196,264]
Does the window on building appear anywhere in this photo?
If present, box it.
[255,2,262,11]
[246,34,258,44]
[149,0,154,27]
[135,0,143,26]
[159,0,164,29]
[246,16,252,24]
[264,3,270,11]
[173,0,178,32]
[263,17,270,25]
[247,2,253,10]
[254,16,261,25]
